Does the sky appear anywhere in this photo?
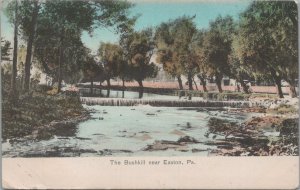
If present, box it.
[1,0,251,54]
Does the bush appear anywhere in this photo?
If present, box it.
[268,104,297,114]
[47,86,59,95]
[34,84,53,93]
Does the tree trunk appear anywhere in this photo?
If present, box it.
[122,79,125,98]
[215,74,223,93]
[240,80,249,94]
[57,46,63,93]
[287,80,297,98]
[187,72,193,90]
[106,89,110,97]
[177,75,183,90]
[236,82,240,92]
[90,79,93,95]
[138,80,143,99]
[122,79,125,89]
[275,81,284,98]
[270,69,284,98]
[11,0,18,100]
[199,77,208,92]
[57,28,64,93]
[193,77,198,90]
[23,0,39,92]
[106,78,111,89]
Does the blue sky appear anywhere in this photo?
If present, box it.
[1,0,251,53]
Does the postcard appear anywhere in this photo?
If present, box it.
[1,0,299,189]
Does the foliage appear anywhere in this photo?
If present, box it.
[123,28,158,85]
[1,38,11,60]
[234,1,298,97]
[82,55,104,83]
[203,16,235,92]
[267,104,297,115]
[98,42,125,82]
[190,30,211,91]
[2,91,85,140]
[155,16,197,90]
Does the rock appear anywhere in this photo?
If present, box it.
[139,131,149,134]
[277,118,298,137]
[92,133,104,136]
[146,113,156,116]
[75,137,91,140]
[207,117,238,135]
[192,148,208,153]
[143,140,188,152]
[177,136,199,143]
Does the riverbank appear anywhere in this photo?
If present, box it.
[2,92,89,141]
[206,99,298,156]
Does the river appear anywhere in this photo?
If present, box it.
[2,104,257,157]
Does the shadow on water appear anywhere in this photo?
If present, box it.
[80,88,163,99]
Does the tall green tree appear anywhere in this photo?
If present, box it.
[204,15,235,93]
[98,42,123,88]
[22,0,40,92]
[83,55,104,95]
[11,0,19,99]
[228,42,253,94]
[236,1,298,98]
[6,0,40,92]
[6,0,135,93]
[191,29,211,92]
[123,28,158,98]
[155,16,197,90]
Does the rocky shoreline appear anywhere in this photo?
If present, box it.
[143,97,299,156]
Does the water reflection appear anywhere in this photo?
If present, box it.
[80,88,171,99]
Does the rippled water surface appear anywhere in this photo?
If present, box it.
[2,104,256,157]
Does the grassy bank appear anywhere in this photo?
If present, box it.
[2,90,88,140]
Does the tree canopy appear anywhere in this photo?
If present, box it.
[235,1,298,97]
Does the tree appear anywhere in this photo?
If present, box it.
[22,0,40,92]
[1,38,11,61]
[6,0,135,93]
[83,55,104,95]
[11,0,19,99]
[98,42,124,88]
[236,1,298,98]
[204,15,235,93]
[1,38,12,101]
[34,26,89,88]
[5,0,41,92]
[123,28,158,98]
[155,16,197,90]
[191,29,211,92]
[228,44,253,94]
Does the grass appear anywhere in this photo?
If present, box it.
[267,104,298,114]
[2,89,85,140]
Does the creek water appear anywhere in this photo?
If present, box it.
[2,104,257,157]
[79,88,204,100]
